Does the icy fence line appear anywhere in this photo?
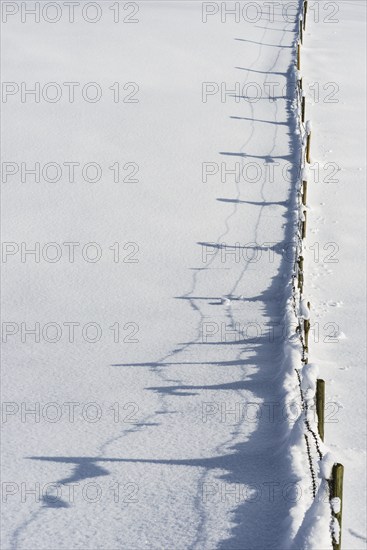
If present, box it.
[284,2,344,549]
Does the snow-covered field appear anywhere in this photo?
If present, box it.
[1,1,365,549]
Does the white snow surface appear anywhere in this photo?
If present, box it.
[1,1,366,549]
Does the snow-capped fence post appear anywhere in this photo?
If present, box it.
[303,1,308,30]
[316,379,325,441]
[304,301,310,351]
[331,463,344,550]
[302,210,307,239]
[297,44,301,70]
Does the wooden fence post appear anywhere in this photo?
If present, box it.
[316,379,325,441]
[302,180,307,205]
[303,1,308,30]
[297,44,301,70]
[302,210,307,239]
[297,255,304,293]
[300,18,303,44]
[306,131,311,163]
[302,94,306,122]
[304,301,310,352]
[331,463,344,550]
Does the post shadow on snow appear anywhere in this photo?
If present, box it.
[216,197,288,206]
[173,294,280,308]
[220,151,293,162]
[174,294,265,301]
[235,66,286,76]
[111,356,257,371]
[224,95,292,101]
[348,529,367,544]
[196,240,293,255]
[39,460,110,508]
[26,27,304,550]
[143,335,287,398]
[255,17,297,25]
[255,26,295,33]
[230,115,287,126]
[197,241,272,250]
[145,376,281,398]
[235,38,293,49]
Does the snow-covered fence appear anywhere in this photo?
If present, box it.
[294,2,344,548]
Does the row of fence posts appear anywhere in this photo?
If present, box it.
[297,3,344,549]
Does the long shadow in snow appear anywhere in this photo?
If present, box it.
[235,66,286,75]
[211,44,304,550]
[220,151,292,161]
[230,115,288,126]
[235,38,293,48]
[26,65,303,550]
[25,18,304,550]
[217,197,288,206]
